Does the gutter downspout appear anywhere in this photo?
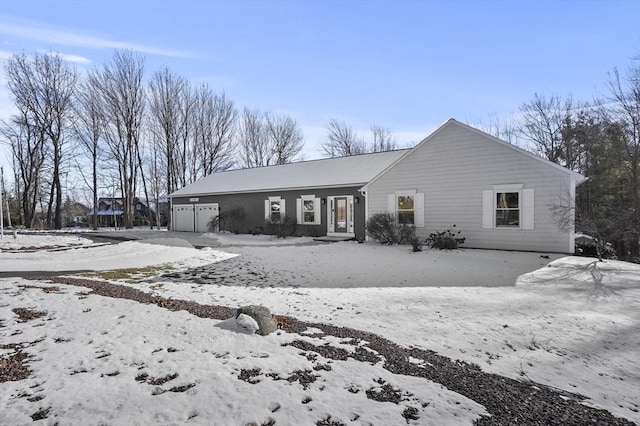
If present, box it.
[360,188,368,242]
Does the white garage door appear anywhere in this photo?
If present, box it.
[195,203,219,233]
[172,204,194,232]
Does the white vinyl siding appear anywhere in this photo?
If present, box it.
[366,122,574,252]
[414,193,425,228]
[296,195,321,225]
[482,191,493,229]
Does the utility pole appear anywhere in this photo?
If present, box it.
[1,166,14,240]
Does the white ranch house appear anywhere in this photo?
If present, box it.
[170,119,586,253]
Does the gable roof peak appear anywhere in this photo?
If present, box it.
[362,117,586,190]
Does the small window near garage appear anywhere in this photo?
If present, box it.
[496,192,519,227]
[397,195,415,225]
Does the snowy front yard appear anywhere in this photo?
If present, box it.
[1,232,639,425]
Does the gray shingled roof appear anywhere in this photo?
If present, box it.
[170,149,410,197]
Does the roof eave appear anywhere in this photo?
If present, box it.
[169,182,370,199]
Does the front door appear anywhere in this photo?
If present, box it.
[334,197,348,233]
[327,195,354,236]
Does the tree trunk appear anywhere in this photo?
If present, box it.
[92,152,98,230]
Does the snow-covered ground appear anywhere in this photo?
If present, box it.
[1,236,235,272]
[0,233,98,251]
[1,231,639,425]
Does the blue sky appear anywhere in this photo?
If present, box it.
[0,0,639,166]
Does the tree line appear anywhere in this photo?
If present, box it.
[0,50,403,231]
[1,50,305,230]
[1,49,638,261]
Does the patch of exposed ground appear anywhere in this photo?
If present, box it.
[159,256,301,288]
[12,308,47,322]
[0,344,31,382]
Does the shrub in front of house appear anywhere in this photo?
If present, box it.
[366,213,399,245]
[398,224,422,252]
[249,226,264,235]
[208,206,246,234]
[265,215,297,238]
[426,227,465,250]
[398,224,414,244]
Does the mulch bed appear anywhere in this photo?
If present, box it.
[24,275,636,425]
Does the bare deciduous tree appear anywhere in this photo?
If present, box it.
[265,112,303,164]
[322,119,400,157]
[73,80,104,230]
[89,50,146,229]
[237,109,304,168]
[601,57,640,259]
[518,93,577,168]
[148,67,188,197]
[322,119,365,157]
[238,108,268,168]
[192,86,237,176]
[146,129,164,228]
[370,125,398,152]
[473,114,519,145]
[605,60,640,204]
[0,114,45,227]
[5,52,77,229]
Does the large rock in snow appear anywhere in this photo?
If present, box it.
[236,305,277,336]
[235,314,260,334]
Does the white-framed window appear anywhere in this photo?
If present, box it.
[296,195,321,225]
[387,190,425,227]
[397,194,415,225]
[483,184,534,230]
[265,196,285,221]
[496,192,519,227]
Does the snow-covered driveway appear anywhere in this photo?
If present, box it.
[1,230,563,287]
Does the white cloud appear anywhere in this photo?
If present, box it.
[39,50,92,64]
[0,16,193,58]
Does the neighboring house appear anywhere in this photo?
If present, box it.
[89,197,153,227]
[170,119,587,253]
